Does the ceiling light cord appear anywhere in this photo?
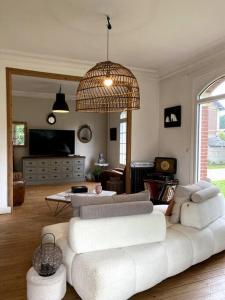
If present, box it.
[106,16,112,62]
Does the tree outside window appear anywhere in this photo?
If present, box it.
[13,122,27,146]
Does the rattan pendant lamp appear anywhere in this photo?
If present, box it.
[76,16,140,112]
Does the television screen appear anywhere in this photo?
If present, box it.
[29,129,75,156]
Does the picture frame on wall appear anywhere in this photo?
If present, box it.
[164,105,181,128]
[110,128,117,141]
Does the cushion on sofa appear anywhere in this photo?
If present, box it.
[68,211,166,254]
[112,190,150,203]
[80,201,153,219]
[191,186,220,203]
[180,194,225,229]
[71,191,150,217]
[170,181,212,224]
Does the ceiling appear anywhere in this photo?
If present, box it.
[2,0,225,75]
[12,75,79,100]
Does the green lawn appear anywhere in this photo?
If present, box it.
[212,180,225,196]
[208,164,225,169]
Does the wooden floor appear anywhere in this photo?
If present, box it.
[1,184,225,300]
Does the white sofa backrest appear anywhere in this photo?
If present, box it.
[68,211,166,254]
[180,194,225,229]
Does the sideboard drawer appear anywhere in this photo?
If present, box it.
[62,166,73,172]
[74,159,84,166]
[50,174,61,180]
[38,174,49,181]
[49,166,61,173]
[50,160,62,166]
[37,160,49,167]
[62,173,73,179]
[24,160,37,167]
[37,167,48,174]
[74,172,84,180]
[25,167,36,174]
[74,165,84,173]
[62,160,73,166]
[25,174,37,181]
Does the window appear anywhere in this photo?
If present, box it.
[119,111,127,165]
[197,77,225,195]
[13,122,27,146]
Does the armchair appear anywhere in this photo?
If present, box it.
[99,167,125,194]
[13,172,25,206]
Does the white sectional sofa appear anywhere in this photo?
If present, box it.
[43,191,225,300]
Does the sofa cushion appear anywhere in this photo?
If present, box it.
[71,195,114,217]
[72,248,136,300]
[68,211,166,254]
[165,228,193,277]
[171,223,214,265]
[71,191,150,217]
[180,194,225,229]
[80,201,153,219]
[191,186,220,203]
[170,181,212,224]
[112,190,149,203]
[207,217,225,254]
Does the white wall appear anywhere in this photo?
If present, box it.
[159,52,225,185]
[131,71,160,163]
[0,50,158,213]
[107,71,160,168]
[107,112,120,168]
[13,96,107,174]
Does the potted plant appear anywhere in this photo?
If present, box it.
[92,166,102,182]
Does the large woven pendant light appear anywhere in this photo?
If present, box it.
[76,16,140,112]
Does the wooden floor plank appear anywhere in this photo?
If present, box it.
[1,183,225,300]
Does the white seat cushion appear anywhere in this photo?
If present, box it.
[68,211,166,254]
[72,248,136,300]
[207,217,225,254]
[180,194,225,229]
[123,243,167,293]
[171,224,214,265]
[165,228,193,277]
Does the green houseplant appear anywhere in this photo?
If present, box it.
[92,166,102,182]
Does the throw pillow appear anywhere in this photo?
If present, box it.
[170,184,202,224]
[80,201,153,219]
[165,200,175,216]
[191,186,220,203]
[112,190,150,203]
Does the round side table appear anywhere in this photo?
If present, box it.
[27,264,66,300]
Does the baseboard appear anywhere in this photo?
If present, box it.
[0,207,11,214]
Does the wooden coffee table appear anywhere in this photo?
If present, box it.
[45,190,116,216]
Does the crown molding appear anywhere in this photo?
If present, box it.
[12,90,75,101]
[0,49,158,78]
[160,41,225,80]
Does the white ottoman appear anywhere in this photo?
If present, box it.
[27,265,66,300]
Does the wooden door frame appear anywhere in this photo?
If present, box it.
[6,67,132,210]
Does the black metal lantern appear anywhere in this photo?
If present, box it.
[32,233,62,277]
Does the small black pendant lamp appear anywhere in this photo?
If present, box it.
[52,85,69,113]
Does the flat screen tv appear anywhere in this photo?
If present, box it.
[29,129,75,156]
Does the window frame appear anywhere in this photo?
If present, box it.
[196,76,225,181]
[119,111,127,166]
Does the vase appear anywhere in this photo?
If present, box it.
[95,184,102,194]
